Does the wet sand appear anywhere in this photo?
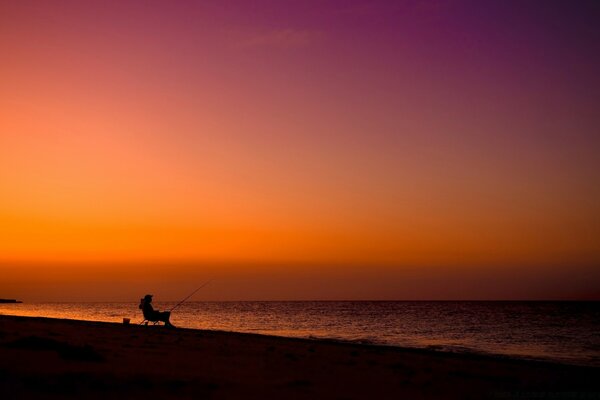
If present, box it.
[0,315,598,399]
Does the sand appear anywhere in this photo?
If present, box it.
[0,315,598,399]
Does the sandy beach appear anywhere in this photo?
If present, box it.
[0,315,598,399]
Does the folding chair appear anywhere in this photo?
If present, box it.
[140,308,163,326]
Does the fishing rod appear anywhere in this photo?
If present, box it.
[169,279,213,312]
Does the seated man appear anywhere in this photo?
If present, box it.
[139,294,175,328]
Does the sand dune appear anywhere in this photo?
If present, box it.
[0,315,598,399]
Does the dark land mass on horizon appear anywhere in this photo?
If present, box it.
[0,300,22,304]
[0,315,598,399]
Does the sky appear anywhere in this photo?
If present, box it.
[1,0,599,301]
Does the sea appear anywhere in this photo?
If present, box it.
[1,301,598,367]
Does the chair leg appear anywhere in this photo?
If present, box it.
[139,319,161,326]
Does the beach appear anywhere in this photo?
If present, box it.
[0,315,598,399]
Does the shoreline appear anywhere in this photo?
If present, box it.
[1,314,598,398]
[0,312,594,368]
[0,314,571,365]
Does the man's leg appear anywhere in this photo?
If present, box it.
[160,311,175,328]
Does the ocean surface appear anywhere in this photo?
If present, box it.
[1,301,598,367]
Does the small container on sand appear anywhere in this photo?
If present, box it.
[123,318,130,325]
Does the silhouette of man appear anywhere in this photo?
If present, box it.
[139,294,175,328]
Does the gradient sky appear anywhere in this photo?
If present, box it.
[1,0,599,300]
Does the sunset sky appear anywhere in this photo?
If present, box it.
[1,1,599,301]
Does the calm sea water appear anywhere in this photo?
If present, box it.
[1,301,598,367]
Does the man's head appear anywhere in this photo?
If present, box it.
[144,294,153,302]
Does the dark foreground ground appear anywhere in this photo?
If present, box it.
[0,315,598,399]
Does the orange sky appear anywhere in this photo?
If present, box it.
[1,1,599,300]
